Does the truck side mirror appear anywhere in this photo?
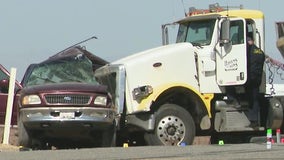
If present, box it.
[220,19,230,45]
[161,23,177,45]
[162,24,169,45]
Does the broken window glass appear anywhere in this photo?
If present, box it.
[25,54,98,86]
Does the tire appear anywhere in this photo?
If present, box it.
[101,123,116,147]
[144,104,196,146]
[18,119,32,148]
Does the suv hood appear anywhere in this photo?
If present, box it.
[21,82,108,95]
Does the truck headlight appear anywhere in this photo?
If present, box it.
[132,85,153,102]
[22,95,41,105]
[94,96,107,106]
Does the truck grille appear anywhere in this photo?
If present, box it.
[44,94,91,105]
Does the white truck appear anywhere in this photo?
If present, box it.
[95,4,284,145]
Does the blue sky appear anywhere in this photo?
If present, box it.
[0,0,283,81]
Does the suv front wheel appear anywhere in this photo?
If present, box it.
[18,119,32,148]
[101,121,117,147]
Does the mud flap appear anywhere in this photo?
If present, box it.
[266,97,283,129]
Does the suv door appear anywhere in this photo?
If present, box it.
[0,65,21,125]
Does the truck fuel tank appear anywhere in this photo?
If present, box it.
[266,97,283,129]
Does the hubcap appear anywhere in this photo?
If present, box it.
[156,116,186,145]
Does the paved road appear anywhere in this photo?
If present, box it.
[0,143,284,160]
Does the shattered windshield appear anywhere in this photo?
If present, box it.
[25,54,98,86]
[176,19,216,46]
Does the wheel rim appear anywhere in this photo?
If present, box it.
[156,115,186,145]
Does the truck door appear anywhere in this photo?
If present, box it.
[216,18,247,86]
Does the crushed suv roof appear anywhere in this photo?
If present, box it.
[47,46,108,70]
[21,46,108,87]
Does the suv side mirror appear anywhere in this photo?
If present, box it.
[0,79,9,93]
[220,19,230,45]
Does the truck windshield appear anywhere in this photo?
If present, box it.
[176,19,216,46]
[24,55,98,87]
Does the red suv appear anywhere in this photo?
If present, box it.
[0,46,117,149]
[0,66,21,126]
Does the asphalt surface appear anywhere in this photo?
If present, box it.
[0,143,284,160]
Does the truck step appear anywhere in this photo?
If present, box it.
[214,110,264,132]
[215,100,248,111]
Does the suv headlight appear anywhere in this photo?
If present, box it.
[94,96,107,106]
[22,95,41,105]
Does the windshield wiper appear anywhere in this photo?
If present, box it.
[60,70,91,83]
[26,75,57,86]
[191,42,203,48]
[35,76,57,83]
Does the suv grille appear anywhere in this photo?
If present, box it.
[45,94,91,105]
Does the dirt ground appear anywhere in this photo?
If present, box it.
[0,126,19,151]
[0,126,18,146]
[0,127,210,152]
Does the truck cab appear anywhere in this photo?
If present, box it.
[95,4,283,146]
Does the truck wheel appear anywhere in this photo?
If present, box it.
[101,123,116,147]
[18,120,32,148]
[145,104,196,146]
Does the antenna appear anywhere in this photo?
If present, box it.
[181,0,187,17]
[57,35,98,54]
[226,5,229,16]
